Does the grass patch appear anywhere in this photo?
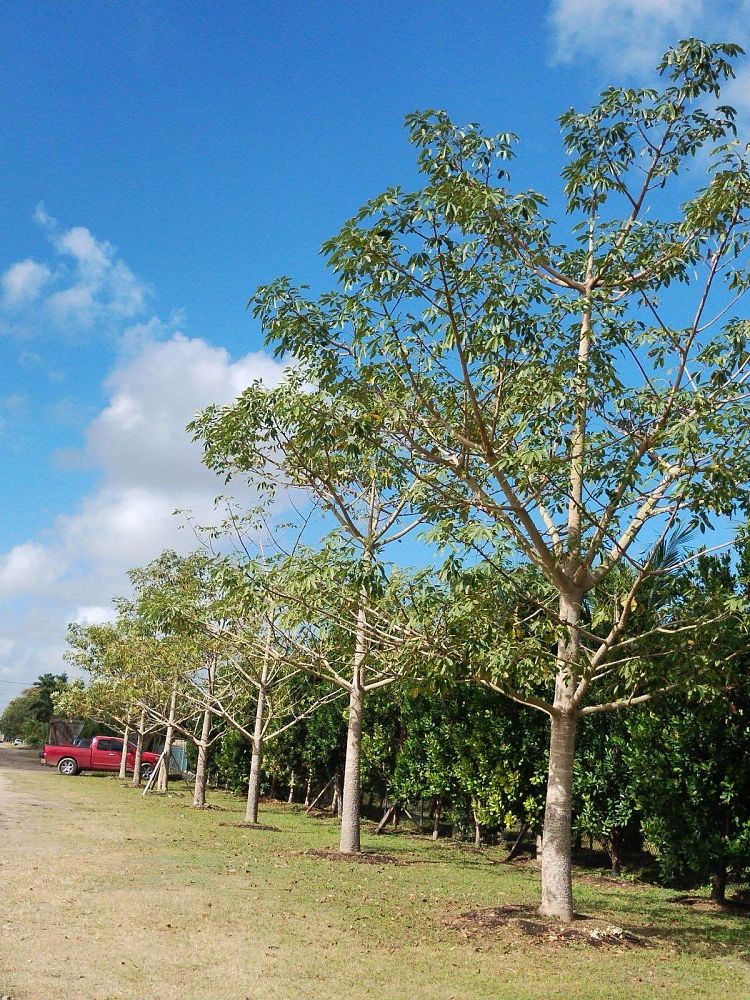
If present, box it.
[1,763,748,1000]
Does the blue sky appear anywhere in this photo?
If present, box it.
[1,0,748,707]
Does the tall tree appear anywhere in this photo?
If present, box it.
[192,376,423,853]
[244,40,750,917]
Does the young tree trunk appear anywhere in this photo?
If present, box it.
[193,655,217,809]
[245,672,268,824]
[192,707,211,808]
[288,770,296,804]
[332,772,343,817]
[157,684,178,793]
[304,770,312,806]
[130,708,146,787]
[473,804,482,849]
[711,810,731,903]
[432,797,442,841]
[539,587,582,923]
[339,683,364,853]
[118,717,130,779]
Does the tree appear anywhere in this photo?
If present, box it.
[573,710,641,875]
[245,40,750,918]
[65,601,181,787]
[632,547,750,901]
[133,549,343,822]
[0,673,68,743]
[192,375,423,852]
[633,688,750,901]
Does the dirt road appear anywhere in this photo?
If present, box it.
[0,745,43,772]
[0,759,258,1000]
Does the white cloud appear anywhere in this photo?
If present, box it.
[0,328,287,703]
[0,542,63,600]
[73,606,115,626]
[1,205,148,335]
[548,1,745,74]
[2,259,51,307]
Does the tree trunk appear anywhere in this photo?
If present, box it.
[432,796,442,841]
[711,865,727,904]
[130,709,146,787]
[339,683,364,853]
[157,684,177,793]
[711,810,731,903]
[609,830,623,877]
[539,588,582,923]
[332,771,343,817]
[193,707,211,808]
[473,805,482,849]
[245,622,272,823]
[288,770,296,804]
[245,692,268,823]
[539,707,577,921]
[118,718,130,779]
[193,654,217,809]
[245,739,263,823]
[304,770,312,806]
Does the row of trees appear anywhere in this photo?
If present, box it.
[51,40,750,921]
[57,540,750,904]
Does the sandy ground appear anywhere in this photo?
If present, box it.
[0,750,287,1000]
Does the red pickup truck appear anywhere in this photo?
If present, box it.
[42,736,159,780]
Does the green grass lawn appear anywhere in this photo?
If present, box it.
[2,765,748,1000]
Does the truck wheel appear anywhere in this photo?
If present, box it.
[57,757,79,776]
[141,763,154,782]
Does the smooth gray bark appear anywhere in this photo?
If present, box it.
[339,684,364,853]
[130,709,146,787]
[245,624,272,824]
[288,770,296,804]
[193,656,216,809]
[539,589,581,922]
[540,707,577,919]
[118,718,130,779]
[473,805,481,848]
[192,706,211,808]
[338,576,370,854]
[244,692,266,823]
[157,684,177,793]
